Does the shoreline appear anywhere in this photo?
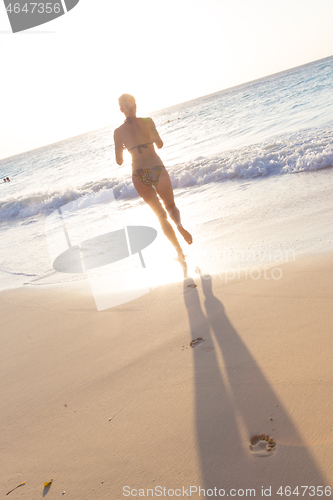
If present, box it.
[0,243,331,295]
[1,166,333,294]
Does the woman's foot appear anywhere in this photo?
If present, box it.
[177,224,193,245]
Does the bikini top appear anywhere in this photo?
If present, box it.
[128,142,153,154]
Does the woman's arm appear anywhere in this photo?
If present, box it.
[147,118,163,149]
[114,128,124,165]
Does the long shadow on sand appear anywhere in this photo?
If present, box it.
[183,272,328,496]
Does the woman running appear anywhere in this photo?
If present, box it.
[114,94,192,261]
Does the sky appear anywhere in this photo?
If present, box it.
[1,0,333,160]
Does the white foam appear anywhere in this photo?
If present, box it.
[1,127,332,224]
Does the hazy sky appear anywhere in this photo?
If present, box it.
[1,0,333,159]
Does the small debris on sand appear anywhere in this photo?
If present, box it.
[6,482,26,496]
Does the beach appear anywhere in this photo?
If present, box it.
[1,56,333,498]
[1,251,332,499]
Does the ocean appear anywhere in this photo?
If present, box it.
[1,55,333,296]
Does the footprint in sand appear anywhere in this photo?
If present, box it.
[190,337,205,348]
[249,434,277,457]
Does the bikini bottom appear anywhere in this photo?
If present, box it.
[132,166,165,187]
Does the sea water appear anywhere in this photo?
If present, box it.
[1,55,333,293]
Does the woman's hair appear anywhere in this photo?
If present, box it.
[118,94,136,114]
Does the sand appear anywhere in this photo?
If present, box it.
[1,252,333,499]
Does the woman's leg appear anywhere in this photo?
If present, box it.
[156,169,193,245]
[132,174,184,257]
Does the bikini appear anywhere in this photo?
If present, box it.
[125,120,165,187]
[129,142,153,154]
[132,166,165,187]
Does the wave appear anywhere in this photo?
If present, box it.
[170,127,333,187]
[0,178,137,222]
[1,128,332,223]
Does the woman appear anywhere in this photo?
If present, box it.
[114,94,192,261]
